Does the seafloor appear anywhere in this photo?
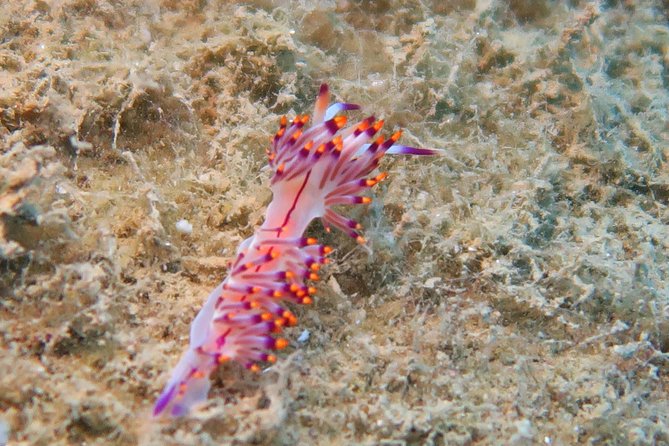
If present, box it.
[1,1,668,445]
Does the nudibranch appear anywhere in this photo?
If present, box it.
[154,84,440,417]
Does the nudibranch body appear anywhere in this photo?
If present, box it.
[154,84,440,417]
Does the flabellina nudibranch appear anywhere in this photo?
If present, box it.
[154,84,440,417]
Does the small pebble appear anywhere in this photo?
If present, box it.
[0,418,9,446]
[297,329,310,343]
[175,219,193,234]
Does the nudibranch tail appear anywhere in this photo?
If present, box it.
[153,84,440,417]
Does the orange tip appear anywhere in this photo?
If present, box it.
[290,129,303,141]
[333,116,347,128]
[357,120,371,132]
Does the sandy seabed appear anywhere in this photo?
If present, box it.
[1,1,668,445]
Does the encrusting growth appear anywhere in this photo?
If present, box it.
[154,84,440,417]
